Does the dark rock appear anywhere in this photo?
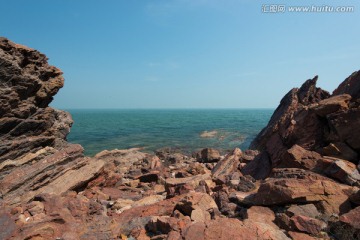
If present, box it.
[309,94,351,117]
[241,151,271,180]
[321,142,358,163]
[333,70,360,99]
[196,148,221,163]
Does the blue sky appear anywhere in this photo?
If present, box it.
[1,0,359,109]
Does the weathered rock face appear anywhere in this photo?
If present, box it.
[1,38,360,239]
[249,72,360,180]
[0,37,72,163]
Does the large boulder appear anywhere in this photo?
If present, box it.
[0,38,72,163]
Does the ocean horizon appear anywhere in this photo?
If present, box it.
[65,108,274,156]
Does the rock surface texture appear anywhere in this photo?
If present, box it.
[0,38,360,239]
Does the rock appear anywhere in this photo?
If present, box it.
[165,174,211,197]
[243,176,354,215]
[0,211,17,240]
[0,38,71,163]
[199,130,218,138]
[1,144,104,206]
[196,148,221,163]
[181,218,256,240]
[339,206,360,230]
[244,206,290,240]
[250,76,329,153]
[286,204,321,219]
[321,142,358,163]
[324,159,360,186]
[280,144,322,170]
[211,148,242,184]
[287,231,317,240]
[350,189,360,205]
[241,151,271,180]
[326,107,360,151]
[290,215,326,235]
[240,149,259,163]
[333,70,360,99]
[236,175,256,192]
[94,148,148,175]
[132,195,166,208]
[174,192,218,222]
[310,94,351,117]
[115,195,184,235]
[146,216,190,234]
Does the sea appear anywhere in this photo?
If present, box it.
[66,109,274,156]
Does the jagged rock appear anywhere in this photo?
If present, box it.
[250,76,329,153]
[0,144,104,206]
[211,148,242,184]
[321,142,358,163]
[290,215,326,235]
[241,151,271,179]
[309,94,351,117]
[339,206,360,229]
[324,159,360,186]
[0,38,72,163]
[326,107,360,151]
[174,192,218,222]
[280,144,322,170]
[333,70,360,99]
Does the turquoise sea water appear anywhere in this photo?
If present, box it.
[66,109,274,156]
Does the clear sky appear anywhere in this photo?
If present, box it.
[1,0,359,109]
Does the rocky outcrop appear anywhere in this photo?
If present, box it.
[1,38,360,239]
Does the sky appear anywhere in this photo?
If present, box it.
[1,0,359,109]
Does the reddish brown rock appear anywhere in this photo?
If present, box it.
[350,189,360,205]
[333,70,360,99]
[288,231,317,240]
[181,218,260,240]
[174,192,218,222]
[211,148,242,184]
[310,94,351,117]
[339,206,360,229]
[324,159,360,186]
[250,76,329,153]
[321,142,358,163]
[241,176,353,215]
[290,215,326,235]
[280,144,322,170]
[244,206,290,240]
[196,148,221,163]
[286,204,321,219]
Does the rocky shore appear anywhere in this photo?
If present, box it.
[0,37,359,240]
